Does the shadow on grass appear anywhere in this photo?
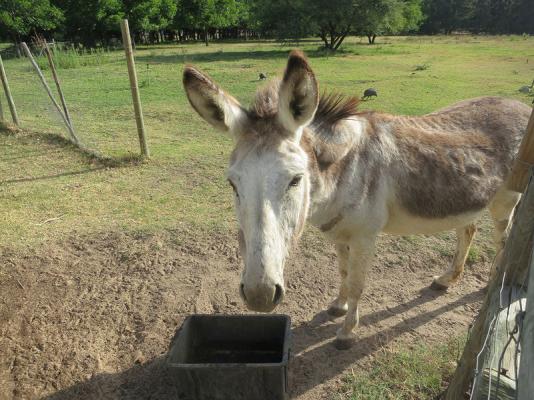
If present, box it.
[43,287,484,399]
[136,47,350,65]
[0,125,144,184]
[1,166,110,184]
[135,38,323,52]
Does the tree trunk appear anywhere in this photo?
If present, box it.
[333,33,348,50]
[13,33,22,57]
[204,27,209,46]
[319,30,330,49]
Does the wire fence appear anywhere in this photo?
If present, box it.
[447,170,534,400]
[1,40,145,158]
[470,274,529,399]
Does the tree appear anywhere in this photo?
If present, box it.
[251,0,316,43]
[124,0,177,43]
[469,0,534,34]
[252,0,354,50]
[355,0,424,44]
[175,0,240,45]
[253,0,423,49]
[313,0,358,50]
[52,0,123,46]
[420,0,473,34]
[0,0,63,44]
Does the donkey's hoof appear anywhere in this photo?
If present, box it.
[327,305,347,318]
[333,337,355,350]
[430,279,449,291]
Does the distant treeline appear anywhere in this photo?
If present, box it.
[0,0,532,51]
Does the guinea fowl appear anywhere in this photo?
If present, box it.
[518,79,534,94]
[362,88,377,100]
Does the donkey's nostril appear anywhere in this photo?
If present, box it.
[273,284,284,305]
[240,284,247,302]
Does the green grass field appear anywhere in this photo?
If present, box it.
[1,35,533,246]
[1,35,533,398]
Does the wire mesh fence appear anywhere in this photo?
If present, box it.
[447,170,534,400]
[1,41,144,158]
[470,274,529,399]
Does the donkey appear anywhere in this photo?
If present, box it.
[183,50,531,349]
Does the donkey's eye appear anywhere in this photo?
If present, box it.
[228,180,239,197]
[288,175,302,188]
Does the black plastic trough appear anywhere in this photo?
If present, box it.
[167,314,291,400]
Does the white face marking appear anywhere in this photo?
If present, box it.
[228,138,309,312]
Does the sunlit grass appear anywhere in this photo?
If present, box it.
[338,337,466,400]
[0,35,533,246]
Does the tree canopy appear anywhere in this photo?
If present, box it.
[0,0,63,41]
[0,0,531,50]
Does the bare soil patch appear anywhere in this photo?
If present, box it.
[0,226,488,399]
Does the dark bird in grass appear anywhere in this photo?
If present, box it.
[259,72,267,80]
[518,79,534,94]
[362,88,377,100]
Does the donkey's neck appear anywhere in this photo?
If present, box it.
[302,116,373,228]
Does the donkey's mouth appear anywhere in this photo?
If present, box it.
[239,283,284,312]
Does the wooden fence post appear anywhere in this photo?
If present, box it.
[21,42,80,145]
[120,19,149,158]
[445,172,534,399]
[518,244,534,399]
[0,89,3,121]
[507,107,534,193]
[0,55,19,126]
[44,41,73,127]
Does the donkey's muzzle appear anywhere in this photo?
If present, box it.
[239,283,285,312]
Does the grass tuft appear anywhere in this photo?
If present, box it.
[414,63,431,71]
[36,46,115,70]
[338,337,465,400]
[466,245,480,264]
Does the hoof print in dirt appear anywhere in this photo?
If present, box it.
[327,306,348,318]
[333,337,355,350]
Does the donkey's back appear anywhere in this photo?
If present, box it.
[379,97,530,224]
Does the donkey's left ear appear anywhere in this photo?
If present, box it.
[278,50,319,138]
[183,65,248,135]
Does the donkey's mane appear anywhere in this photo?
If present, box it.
[248,79,360,133]
[313,92,360,131]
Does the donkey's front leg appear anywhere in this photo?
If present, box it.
[327,243,349,317]
[334,236,376,350]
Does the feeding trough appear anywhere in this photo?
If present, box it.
[167,314,291,400]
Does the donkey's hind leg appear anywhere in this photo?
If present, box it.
[488,188,520,279]
[488,188,520,253]
[327,244,349,317]
[431,223,477,290]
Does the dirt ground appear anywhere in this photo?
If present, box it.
[0,225,489,400]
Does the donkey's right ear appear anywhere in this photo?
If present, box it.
[183,66,247,134]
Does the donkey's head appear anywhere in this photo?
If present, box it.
[183,51,319,312]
